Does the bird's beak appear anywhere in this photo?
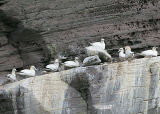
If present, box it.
[35,68,38,71]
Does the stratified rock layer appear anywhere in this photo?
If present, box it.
[1,57,160,114]
[0,0,160,84]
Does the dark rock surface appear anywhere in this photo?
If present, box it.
[0,0,160,82]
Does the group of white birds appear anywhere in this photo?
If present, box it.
[118,46,158,61]
[6,66,37,82]
[6,38,158,83]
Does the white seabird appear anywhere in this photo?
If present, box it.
[125,46,134,58]
[85,46,112,62]
[46,59,59,72]
[118,48,126,61]
[64,57,80,69]
[90,38,105,49]
[6,68,17,82]
[18,66,37,76]
[140,47,158,57]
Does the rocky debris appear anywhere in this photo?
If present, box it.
[1,57,160,114]
[83,55,101,66]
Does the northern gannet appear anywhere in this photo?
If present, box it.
[125,46,134,58]
[18,66,37,76]
[90,39,105,49]
[46,59,59,71]
[6,68,17,82]
[118,48,126,61]
[64,57,80,69]
[140,47,158,57]
[85,46,112,62]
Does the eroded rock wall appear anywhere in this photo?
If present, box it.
[0,0,160,84]
[1,57,160,114]
[0,6,46,85]
[1,0,160,54]
[0,73,87,114]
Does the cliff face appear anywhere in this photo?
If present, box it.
[0,6,45,85]
[1,57,160,114]
[0,0,160,85]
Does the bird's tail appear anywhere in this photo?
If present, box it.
[89,42,93,46]
[134,53,144,58]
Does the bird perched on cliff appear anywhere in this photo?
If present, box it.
[85,46,112,62]
[6,68,17,82]
[46,59,59,72]
[63,57,80,69]
[125,46,134,59]
[90,38,105,49]
[18,66,37,76]
[118,48,126,61]
[140,47,158,57]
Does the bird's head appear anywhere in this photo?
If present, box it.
[30,66,38,71]
[55,59,59,63]
[12,68,17,72]
[118,48,124,52]
[75,57,79,61]
[125,46,131,51]
[101,39,105,42]
[152,47,158,51]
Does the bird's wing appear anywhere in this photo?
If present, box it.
[64,61,76,67]
[90,42,103,48]
[19,69,35,76]
[10,75,16,80]
[141,50,152,55]
[7,74,16,80]
[46,64,58,70]
[20,69,30,73]
[91,42,100,45]
[119,52,125,58]
[7,74,11,77]
[46,64,53,69]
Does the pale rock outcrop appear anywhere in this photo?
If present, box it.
[1,57,160,114]
[1,0,160,85]
[83,55,101,66]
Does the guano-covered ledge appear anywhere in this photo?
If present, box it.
[0,57,160,114]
